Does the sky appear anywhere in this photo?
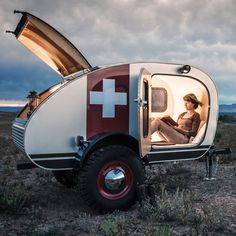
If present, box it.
[0,0,236,105]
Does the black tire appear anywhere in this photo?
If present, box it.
[53,170,79,188]
[80,145,145,211]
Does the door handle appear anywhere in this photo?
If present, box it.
[133,98,141,103]
[134,98,147,106]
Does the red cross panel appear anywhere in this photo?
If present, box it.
[87,64,129,140]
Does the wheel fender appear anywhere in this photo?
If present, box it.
[79,133,139,168]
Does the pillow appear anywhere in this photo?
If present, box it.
[198,121,206,132]
[190,123,206,144]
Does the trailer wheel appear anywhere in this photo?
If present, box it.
[80,145,145,211]
[53,170,79,188]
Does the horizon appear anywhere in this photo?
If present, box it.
[0,100,235,107]
[0,100,26,107]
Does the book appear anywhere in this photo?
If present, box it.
[161,115,178,126]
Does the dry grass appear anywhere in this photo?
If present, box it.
[215,123,236,162]
[0,112,235,235]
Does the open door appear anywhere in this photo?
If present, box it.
[137,68,152,157]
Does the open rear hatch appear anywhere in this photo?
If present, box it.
[12,11,91,77]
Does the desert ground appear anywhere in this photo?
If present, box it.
[0,111,235,236]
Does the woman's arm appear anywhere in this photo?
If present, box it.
[173,113,200,137]
[190,113,201,137]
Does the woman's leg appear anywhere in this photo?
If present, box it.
[151,118,189,144]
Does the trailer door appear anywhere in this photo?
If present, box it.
[137,68,152,157]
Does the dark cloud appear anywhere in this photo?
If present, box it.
[0,0,236,104]
[0,64,59,100]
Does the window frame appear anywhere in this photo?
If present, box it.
[151,87,168,113]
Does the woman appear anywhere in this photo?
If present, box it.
[151,93,202,144]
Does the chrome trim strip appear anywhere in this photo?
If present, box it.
[32,157,77,161]
[148,154,207,164]
[149,148,208,155]
[12,118,26,153]
[12,124,25,130]
[13,139,24,152]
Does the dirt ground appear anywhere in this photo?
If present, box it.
[0,112,235,236]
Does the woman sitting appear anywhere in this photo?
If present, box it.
[151,93,202,144]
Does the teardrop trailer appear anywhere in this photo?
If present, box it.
[8,11,231,211]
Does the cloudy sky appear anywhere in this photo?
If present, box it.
[0,0,236,105]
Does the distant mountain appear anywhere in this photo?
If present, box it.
[219,104,236,113]
[0,106,23,112]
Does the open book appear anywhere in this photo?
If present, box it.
[161,115,178,126]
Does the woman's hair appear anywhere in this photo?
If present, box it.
[183,93,203,109]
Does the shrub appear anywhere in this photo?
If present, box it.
[144,226,174,236]
[90,212,174,236]
[30,226,61,236]
[0,185,29,213]
[0,136,19,156]
[90,213,128,236]
[139,185,189,222]
[99,219,120,236]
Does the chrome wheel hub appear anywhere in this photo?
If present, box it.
[104,169,126,191]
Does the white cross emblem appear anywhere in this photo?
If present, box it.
[90,79,127,118]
